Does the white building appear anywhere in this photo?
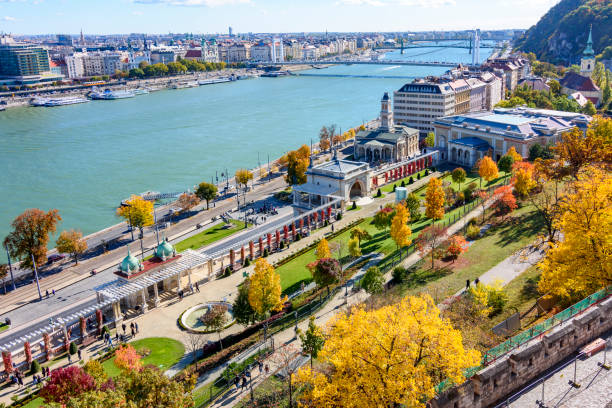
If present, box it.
[65,53,85,78]
[250,43,271,62]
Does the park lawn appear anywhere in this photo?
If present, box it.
[102,337,185,378]
[174,219,245,252]
[21,397,44,408]
[398,202,546,300]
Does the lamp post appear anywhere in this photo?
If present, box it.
[4,244,16,291]
[31,253,42,301]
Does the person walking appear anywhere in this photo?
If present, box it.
[466,279,470,290]
[135,322,139,334]
[264,364,269,375]
[52,289,55,296]
[234,376,240,391]
[122,323,126,334]
[46,290,49,298]
[195,282,200,293]
[68,353,72,364]
[241,375,247,391]
[78,349,82,360]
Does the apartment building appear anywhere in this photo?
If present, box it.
[448,79,470,114]
[250,43,271,61]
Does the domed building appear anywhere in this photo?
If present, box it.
[119,249,142,275]
[155,237,176,261]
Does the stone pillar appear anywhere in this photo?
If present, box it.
[299,218,304,232]
[207,259,213,277]
[43,332,51,361]
[79,316,87,341]
[153,283,160,307]
[63,326,70,352]
[229,249,235,267]
[2,350,13,375]
[112,301,123,324]
[187,268,193,289]
[320,209,325,222]
[307,215,311,230]
[275,230,281,248]
[327,207,332,220]
[24,341,32,365]
[140,289,148,313]
[259,237,264,255]
[249,241,254,260]
[240,246,245,263]
[96,309,103,335]
[291,223,296,239]
[385,173,388,183]
[267,233,272,249]
[283,225,289,240]
[177,271,183,292]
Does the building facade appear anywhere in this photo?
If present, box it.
[0,36,51,80]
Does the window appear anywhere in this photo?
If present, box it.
[528,357,533,367]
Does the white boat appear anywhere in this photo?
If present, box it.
[197,78,232,86]
[131,89,150,95]
[170,81,199,89]
[89,88,135,100]
[31,96,89,107]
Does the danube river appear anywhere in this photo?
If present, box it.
[0,45,492,260]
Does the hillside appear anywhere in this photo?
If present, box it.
[515,0,612,64]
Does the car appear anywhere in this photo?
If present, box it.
[47,254,65,264]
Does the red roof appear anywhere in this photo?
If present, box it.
[560,72,600,93]
[184,50,202,58]
[50,59,66,67]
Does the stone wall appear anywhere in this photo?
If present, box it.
[429,295,612,408]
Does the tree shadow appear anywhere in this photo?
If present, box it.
[492,210,544,248]
[404,266,453,289]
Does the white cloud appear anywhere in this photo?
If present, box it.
[337,0,456,7]
[2,16,16,21]
[133,0,250,6]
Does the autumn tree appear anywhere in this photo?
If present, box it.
[200,304,229,349]
[416,224,447,270]
[312,258,341,290]
[233,278,256,325]
[56,229,88,265]
[116,195,153,237]
[390,203,412,255]
[319,126,330,152]
[405,192,421,221]
[529,161,566,244]
[176,192,200,214]
[537,166,611,301]
[235,169,253,196]
[425,177,445,220]
[492,185,517,220]
[512,161,536,199]
[248,258,286,317]
[446,234,468,262]
[286,144,310,185]
[373,206,394,232]
[4,208,61,268]
[477,190,490,223]
[40,366,96,406]
[295,295,480,408]
[315,237,331,259]
[360,266,384,295]
[552,117,612,179]
[0,264,8,294]
[425,132,435,147]
[82,360,107,387]
[115,366,195,408]
[348,237,361,258]
[478,156,499,186]
[298,316,325,368]
[114,344,142,372]
[451,167,466,191]
[350,227,371,246]
[195,182,217,210]
[506,146,522,162]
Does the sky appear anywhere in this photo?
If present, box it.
[0,0,560,35]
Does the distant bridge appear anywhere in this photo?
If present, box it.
[264,60,462,68]
[290,72,418,79]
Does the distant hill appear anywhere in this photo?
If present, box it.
[515,0,612,64]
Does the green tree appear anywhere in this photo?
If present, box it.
[405,193,421,222]
[298,316,325,368]
[349,227,371,246]
[128,68,145,78]
[233,279,256,325]
[451,167,466,191]
[195,182,217,210]
[360,266,384,295]
[425,132,435,147]
[549,79,561,96]
[498,154,515,175]
[582,100,597,115]
[312,258,341,290]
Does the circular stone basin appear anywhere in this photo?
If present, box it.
[180,302,235,333]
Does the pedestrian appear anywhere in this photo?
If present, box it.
[135,322,139,334]
[52,289,55,296]
[331,224,335,233]
[195,282,200,292]
[122,323,126,334]
[264,364,269,374]
[189,283,194,294]
[466,279,470,289]
[234,376,240,391]
[258,360,263,373]
[115,332,119,343]
[68,353,72,364]
[131,326,135,337]
[474,278,480,286]
[46,289,49,298]
[241,375,247,391]
[17,374,23,387]
[78,349,82,360]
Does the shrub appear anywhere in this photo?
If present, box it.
[488,289,508,316]
[467,217,478,226]
[224,267,232,277]
[417,173,421,180]
[466,224,480,240]
[376,188,382,197]
[243,258,250,267]
[409,177,414,185]
[401,180,406,187]
[295,233,301,241]
[324,220,329,227]
[336,213,342,221]
[431,166,436,172]
[393,184,397,192]
[69,342,77,355]
[425,169,429,176]
[280,241,285,249]
[102,326,110,337]
[351,201,357,210]
[263,248,269,257]
[392,266,407,283]
[30,360,41,375]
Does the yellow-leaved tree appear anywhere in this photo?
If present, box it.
[116,195,154,233]
[425,177,445,220]
[248,258,286,317]
[56,229,88,265]
[538,166,612,301]
[511,161,537,199]
[295,295,481,408]
[315,237,331,259]
[506,146,522,163]
[390,202,412,250]
[478,156,499,186]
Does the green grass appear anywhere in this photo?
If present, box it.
[101,337,185,378]
[21,397,44,408]
[0,322,9,332]
[372,193,386,199]
[381,170,427,193]
[347,205,361,211]
[174,219,245,252]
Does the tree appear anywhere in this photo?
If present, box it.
[82,360,107,387]
[451,167,466,191]
[416,224,447,270]
[495,96,527,108]
[233,279,256,326]
[315,238,331,259]
[390,203,412,253]
[295,295,480,408]
[298,316,325,369]
[235,169,253,191]
[478,156,499,185]
[373,206,394,231]
[116,195,153,236]
[248,258,286,317]
[40,366,96,405]
[312,258,341,289]
[4,208,61,268]
[492,185,517,219]
[195,182,218,210]
[319,126,330,152]
[272,344,301,408]
[512,161,536,199]
[115,366,195,408]
[529,162,566,244]
[129,68,145,78]
[529,143,554,161]
[497,154,514,175]
[348,237,361,258]
[405,193,421,221]
[446,234,468,262]
[468,280,508,317]
[425,177,445,220]
[114,344,142,372]
[200,304,228,349]
[552,118,612,179]
[176,192,200,214]
[582,100,597,115]
[506,146,522,163]
[286,145,310,185]
[425,132,435,147]
[538,166,611,302]
[54,229,87,265]
[350,227,371,246]
[360,266,384,295]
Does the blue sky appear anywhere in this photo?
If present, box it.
[0,0,559,35]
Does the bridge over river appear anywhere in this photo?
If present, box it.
[263,60,463,68]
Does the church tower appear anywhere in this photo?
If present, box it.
[380,92,394,132]
[580,25,595,77]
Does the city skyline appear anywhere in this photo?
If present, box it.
[0,0,560,35]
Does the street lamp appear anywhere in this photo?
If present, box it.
[31,253,43,301]
[4,244,16,291]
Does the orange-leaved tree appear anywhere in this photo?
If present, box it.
[478,156,499,186]
[492,185,517,220]
[425,177,445,220]
[114,344,142,372]
[511,161,536,199]
[447,234,468,262]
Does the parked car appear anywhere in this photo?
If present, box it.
[46,254,65,264]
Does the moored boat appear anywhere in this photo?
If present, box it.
[31,96,89,107]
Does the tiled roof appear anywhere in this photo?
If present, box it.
[560,72,600,93]
[450,137,491,151]
[184,49,202,58]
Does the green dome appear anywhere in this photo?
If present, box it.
[155,237,175,260]
[120,249,141,273]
